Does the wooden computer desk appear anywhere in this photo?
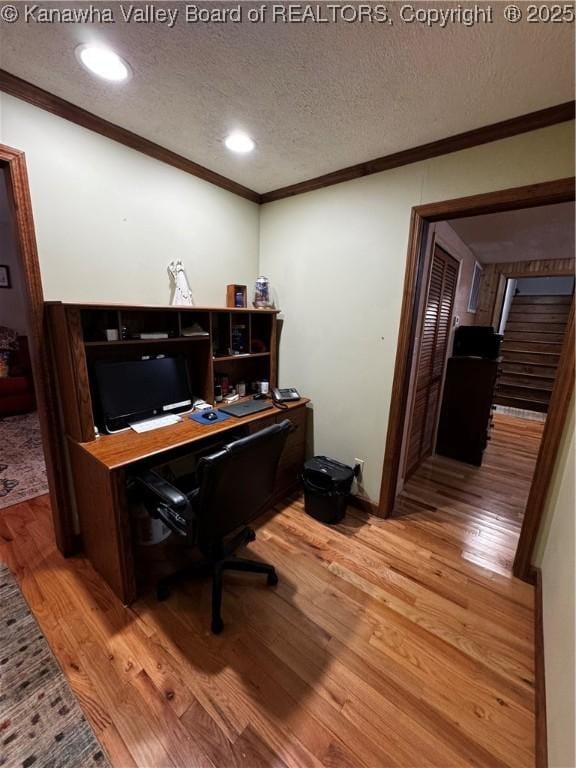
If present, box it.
[46,302,309,604]
[68,399,308,603]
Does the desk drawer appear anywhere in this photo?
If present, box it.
[245,405,307,496]
[275,406,307,495]
[247,414,278,434]
[278,406,306,441]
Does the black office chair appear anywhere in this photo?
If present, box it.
[134,420,292,633]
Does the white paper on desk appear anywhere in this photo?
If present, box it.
[130,414,182,433]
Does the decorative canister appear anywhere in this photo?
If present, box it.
[252,276,274,309]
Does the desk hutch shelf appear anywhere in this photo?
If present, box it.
[46,302,279,443]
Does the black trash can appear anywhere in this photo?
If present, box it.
[301,456,355,524]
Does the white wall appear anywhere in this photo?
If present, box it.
[0,95,260,306]
[435,221,479,328]
[0,168,29,334]
[533,399,575,768]
[260,122,575,501]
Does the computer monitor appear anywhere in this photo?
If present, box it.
[94,356,192,433]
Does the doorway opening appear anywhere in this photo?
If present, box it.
[0,146,73,554]
[379,179,575,581]
[495,274,574,417]
[0,166,48,509]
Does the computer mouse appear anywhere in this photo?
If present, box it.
[202,411,218,421]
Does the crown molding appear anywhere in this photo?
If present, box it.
[0,69,261,204]
[1,68,573,208]
[260,101,575,203]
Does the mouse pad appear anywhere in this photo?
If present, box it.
[190,409,231,425]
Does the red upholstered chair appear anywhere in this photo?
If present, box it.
[0,335,36,417]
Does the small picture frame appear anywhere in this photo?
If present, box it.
[0,265,11,289]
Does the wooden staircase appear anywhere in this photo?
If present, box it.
[496,294,572,413]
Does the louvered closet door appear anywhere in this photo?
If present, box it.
[406,245,459,478]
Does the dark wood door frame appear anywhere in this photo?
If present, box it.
[378,177,575,582]
[0,144,75,554]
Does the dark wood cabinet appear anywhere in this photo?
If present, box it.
[436,357,499,466]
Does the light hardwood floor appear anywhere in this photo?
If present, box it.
[0,414,542,767]
[396,412,545,575]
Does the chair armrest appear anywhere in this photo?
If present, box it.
[135,469,189,510]
[133,470,195,537]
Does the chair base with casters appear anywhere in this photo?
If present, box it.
[134,419,293,634]
[155,525,278,634]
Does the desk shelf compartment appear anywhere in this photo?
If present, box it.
[250,313,273,354]
[178,310,211,341]
[231,313,250,355]
[213,354,272,395]
[46,302,279,445]
[211,311,231,358]
[119,310,180,342]
[81,309,122,343]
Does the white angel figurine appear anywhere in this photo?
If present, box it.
[168,260,194,306]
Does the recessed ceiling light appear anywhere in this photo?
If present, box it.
[224,132,255,154]
[76,44,130,82]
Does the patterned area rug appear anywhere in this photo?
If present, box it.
[0,413,48,510]
[0,563,109,768]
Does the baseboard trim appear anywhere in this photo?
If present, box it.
[530,565,548,768]
[349,493,379,517]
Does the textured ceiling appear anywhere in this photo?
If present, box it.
[450,202,575,264]
[0,5,574,193]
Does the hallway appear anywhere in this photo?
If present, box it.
[395,412,545,575]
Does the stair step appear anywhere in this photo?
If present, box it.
[505,321,568,334]
[500,349,561,363]
[504,330,564,342]
[501,362,557,378]
[503,331,562,351]
[507,311,571,323]
[513,295,572,305]
[501,340,563,353]
[496,382,552,401]
[504,320,566,336]
[494,394,549,413]
[498,375,554,391]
